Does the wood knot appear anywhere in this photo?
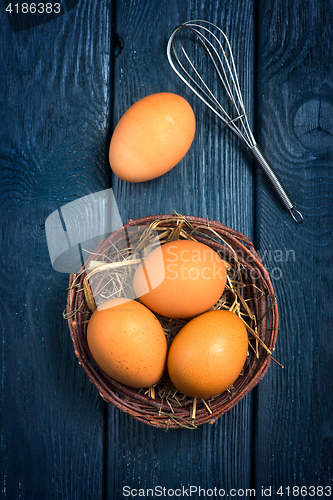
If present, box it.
[294,99,333,152]
[113,33,124,57]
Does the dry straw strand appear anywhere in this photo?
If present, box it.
[65,214,279,429]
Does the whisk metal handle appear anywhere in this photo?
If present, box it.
[249,144,303,223]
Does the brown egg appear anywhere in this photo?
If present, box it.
[133,239,226,318]
[87,298,167,388]
[167,310,249,399]
[109,92,196,182]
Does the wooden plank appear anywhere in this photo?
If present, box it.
[107,0,256,495]
[254,0,333,491]
[0,2,112,498]
[110,0,256,234]
[108,399,252,496]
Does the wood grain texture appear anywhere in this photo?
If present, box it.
[107,0,256,495]
[254,0,333,489]
[108,398,253,496]
[2,0,332,497]
[0,1,112,498]
[110,0,256,235]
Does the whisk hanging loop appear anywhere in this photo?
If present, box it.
[167,20,303,223]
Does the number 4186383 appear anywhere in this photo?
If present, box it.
[277,486,332,496]
[6,3,61,14]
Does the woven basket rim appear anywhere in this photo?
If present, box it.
[66,214,279,429]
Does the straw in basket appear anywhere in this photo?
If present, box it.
[65,213,279,430]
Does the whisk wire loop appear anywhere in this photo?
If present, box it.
[167,21,256,148]
[167,20,303,223]
[177,29,224,115]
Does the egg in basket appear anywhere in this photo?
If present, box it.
[65,213,279,429]
[44,89,280,429]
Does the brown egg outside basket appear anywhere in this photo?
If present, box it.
[66,214,279,429]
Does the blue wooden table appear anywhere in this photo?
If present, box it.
[1,1,332,498]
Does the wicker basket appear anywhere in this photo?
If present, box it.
[66,214,279,429]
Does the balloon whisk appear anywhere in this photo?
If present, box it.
[167,20,303,223]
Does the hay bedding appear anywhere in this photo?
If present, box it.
[65,214,279,429]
